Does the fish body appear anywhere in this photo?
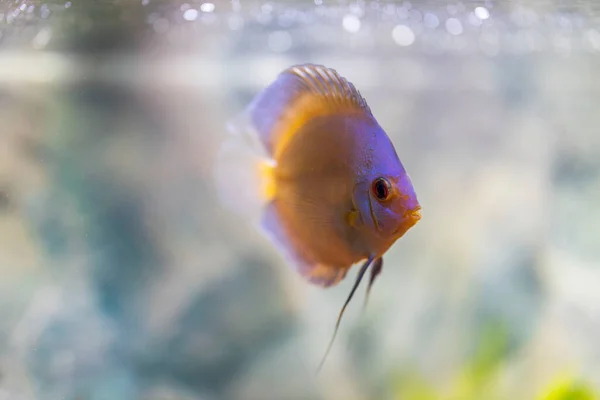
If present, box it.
[268,113,411,285]
[215,64,421,288]
[215,63,421,370]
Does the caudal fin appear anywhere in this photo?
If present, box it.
[213,110,275,222]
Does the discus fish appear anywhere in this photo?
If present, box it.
[214,64,421,371]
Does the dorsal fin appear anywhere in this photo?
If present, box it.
[242,63,374,160]
[286,64,372,114]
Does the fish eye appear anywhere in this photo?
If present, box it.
[371,177,392,201]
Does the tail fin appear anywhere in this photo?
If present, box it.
[213,110,275,223]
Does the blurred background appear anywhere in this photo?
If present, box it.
[1,0,600,399]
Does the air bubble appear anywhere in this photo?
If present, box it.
[423,13,439,29]
[446,18,463,35]
[392,24,415,46]
[32,28,52,49]
[474,6,490,20]
[268,30,292,52]
[200,3,215,13]
[343,14,361,33]
[183,9,198,21]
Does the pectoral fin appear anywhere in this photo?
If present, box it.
[363,257,383,310]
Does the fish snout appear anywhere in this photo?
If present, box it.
[390,205,421,236]
[407,206,421,223]
[401,205,422,229]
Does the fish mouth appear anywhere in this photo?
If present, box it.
[391,205,422,236]
[408,206,422,222]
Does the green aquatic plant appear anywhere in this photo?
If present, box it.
[391,321,510,400]
[390,321,600,400]
[537,376,599,400]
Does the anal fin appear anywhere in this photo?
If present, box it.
[260,200,349,287]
